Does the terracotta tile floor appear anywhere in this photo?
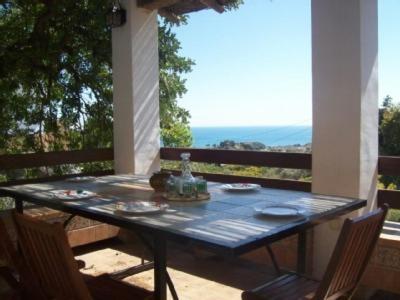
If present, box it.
[73,239,399,300]
[1,238,398,299]
[75,239,276,300]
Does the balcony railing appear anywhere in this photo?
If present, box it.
[161,148,311,192]
[0,148,114,186]
[0,147,399,209]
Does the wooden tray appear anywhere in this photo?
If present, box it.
[162,193,210,202]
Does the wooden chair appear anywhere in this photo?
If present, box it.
[0,216,45,300]
[0,217,19,291]
[12,212,154,300]
[242,205,388,300]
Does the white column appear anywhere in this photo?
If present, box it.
[112,0,160,175]
[311,0,378,277]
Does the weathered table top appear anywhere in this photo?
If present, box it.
[1,175,366,256]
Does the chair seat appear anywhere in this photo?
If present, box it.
[242,273,319,300]
[85,274,153,300]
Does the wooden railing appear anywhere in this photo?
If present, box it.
[0,148,114,187]
[0,147,399,208]
[160,148,312,192]
[161,148,400,209]
[378,156,400,208]
[0,148,114,170]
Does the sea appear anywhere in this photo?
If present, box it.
[191,126,312,148]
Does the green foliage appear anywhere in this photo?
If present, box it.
[379,96,400,188]
[0,1,196,176]
[161,161,311,182]
[0,198,13,211]
[380,96,400,155]
[224,0,244,10]
[161,122,193,147]
[212,140,266,150]
[0,0,113,154]
[0,173,13,210]
[387,209,400,222]
[159,20,194,147]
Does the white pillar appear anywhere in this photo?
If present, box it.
[311,0,378,277]
[112,0,160,175]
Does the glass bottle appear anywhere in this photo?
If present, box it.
[180,152,195,196]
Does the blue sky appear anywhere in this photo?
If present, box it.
[172,0,400,127]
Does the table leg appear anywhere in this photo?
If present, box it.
[15,197,23,213]
[154,235,167,300]
[297,231,307,274]
[265,244,281,276]
[63,214,76,228]
[139,233,178,300]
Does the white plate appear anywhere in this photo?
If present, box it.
[51,190,96,200]
[115,201,169,215]
[254,205,302,217]
[66,176,96,183]
[221,183,261,191]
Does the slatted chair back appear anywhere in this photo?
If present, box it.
[314,205,388,300]
[0,216,45,299]
[0,217,20,290]
[13,212,93,300]
[0,217,18,270]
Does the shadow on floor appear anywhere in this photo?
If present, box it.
[73,237,400,300]
[74,237,276,292]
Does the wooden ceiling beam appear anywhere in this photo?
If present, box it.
[200,0,225,13]
[137,0,181,11]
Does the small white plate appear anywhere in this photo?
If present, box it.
[254,205,303,217]
[66,176,96,183]
[51,190,96,200]
[221,183,261,191]
[115,201,169,215]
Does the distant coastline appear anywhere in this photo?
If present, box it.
[191,126,312,148]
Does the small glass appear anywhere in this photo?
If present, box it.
[166,176,176,197]
[182,181,195,197]
[196,176,207,194]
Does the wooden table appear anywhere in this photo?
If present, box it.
[0,175,366,300]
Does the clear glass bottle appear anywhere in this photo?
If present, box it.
[180,152,195,196]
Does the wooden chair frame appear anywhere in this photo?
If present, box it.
[0,217,20,291]
[0,216,46,299]
[242,205,389,300]
[12,212,153,300]
[314,205,388,299]
[13,212,96,299]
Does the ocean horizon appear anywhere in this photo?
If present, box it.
[191,126,312,148]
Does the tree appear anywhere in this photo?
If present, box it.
[379,95,400,156]
[0,0,198,159]
[0,0,113,154]
[379,95,400,188]
[382,95,393,109]
[159,20,194,147]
